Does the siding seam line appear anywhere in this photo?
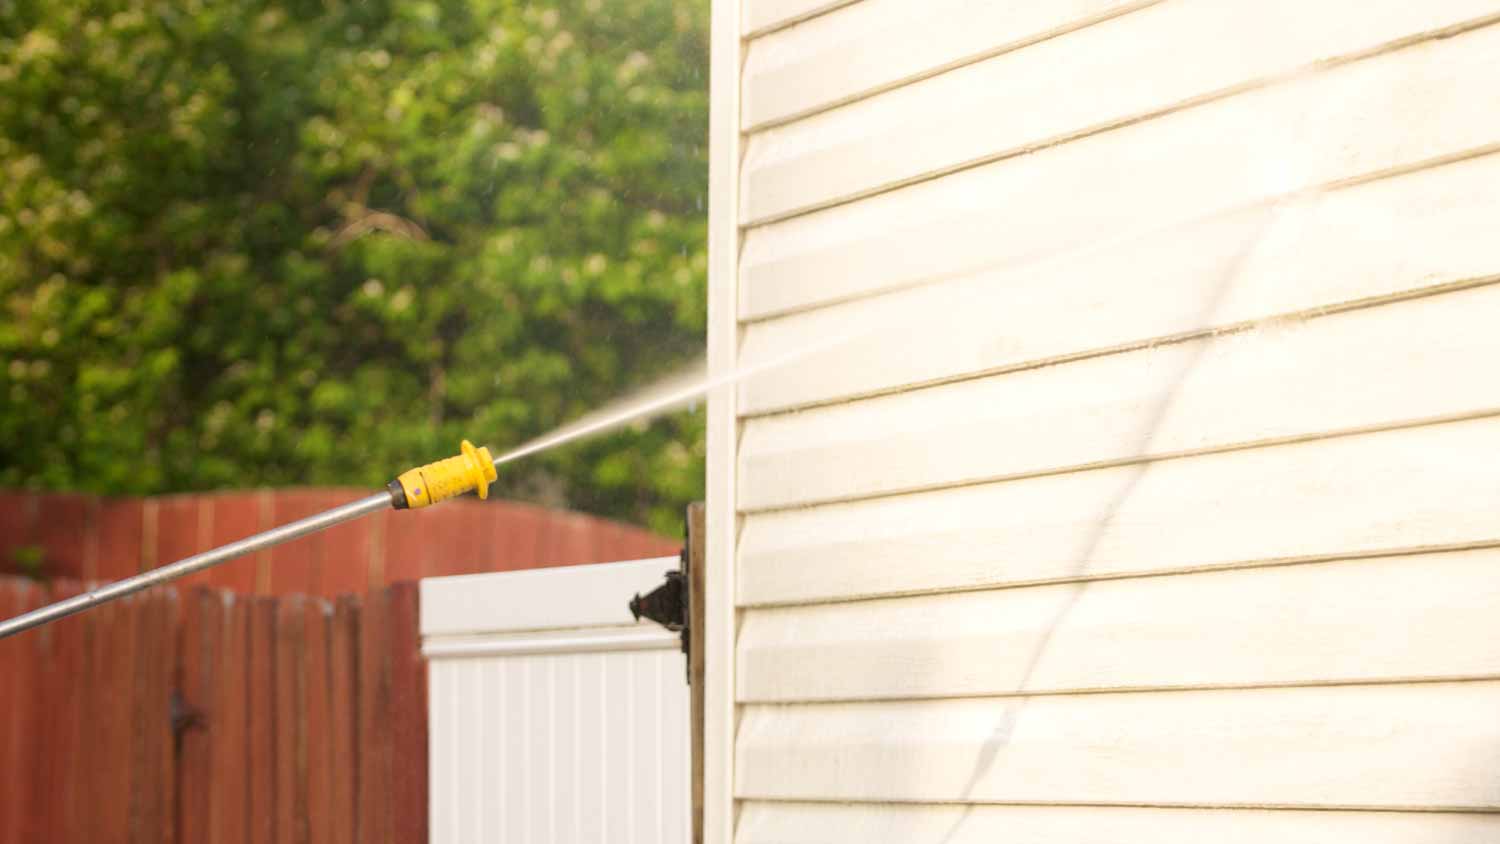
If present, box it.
[730,797,1500,814]
[736,674,1500,707]
[738,400,1500,514]
[738,12,1500,228]
[738,266,1500,420]
[742,0,863,40]
[739,141,1500,326]
[736,540,1500,610]
[741,0,1165,133]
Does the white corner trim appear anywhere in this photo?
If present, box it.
[706,0,744,841]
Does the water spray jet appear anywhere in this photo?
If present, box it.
[0,168,1314,641]
[0,340,834,640]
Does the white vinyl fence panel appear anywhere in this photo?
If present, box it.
[423,558,690,844]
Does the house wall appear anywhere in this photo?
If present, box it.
[707,0,1500,840]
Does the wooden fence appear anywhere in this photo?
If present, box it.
[0,489,678,596]
[0,576,426,843]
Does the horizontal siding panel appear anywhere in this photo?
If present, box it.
[741,1,1500,223]
[738,148,1500,419]
[742,0,1148,130]
[739,550,1500,702]
[739,281,1500,511]
[738,25,1500,322]
[738,148,1500,414]
[743,0,858,37]
[738,415,1500,606]
[741,160,1500,420]
[736,681,1500,807]
[737,802,1500,843]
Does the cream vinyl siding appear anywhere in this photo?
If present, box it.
[706,0,1500,841]
[741,0,859,38]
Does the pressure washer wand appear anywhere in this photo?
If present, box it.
[0,439,500,640]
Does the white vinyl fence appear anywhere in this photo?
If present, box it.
[422,558,690,844]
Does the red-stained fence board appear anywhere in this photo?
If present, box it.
[209,593,251,844]
[39,581,87,842]
[270,494,326,597]
[274,597,309,844]
[0,580,44,843]
[176,589,220,844]
[248,597,279,844]
[0,493,32,576]
[550,513,595,567]
[155,497,207,591]
[86,594,135,844]
[380,511,426,585]
[136,586,179,844]
[416,506,459,580]
[0,582,15,840]
[305,600,334,844]
[0,582,16,837]
[96,498,145,580]
[386,583,427,844]
[422,504,489,580]
[600,520,634,560]
[357,586,392,844]
[104,592,142,844]
[33,493,91,579]
[316,495,373,598]
[501,505,551,571]
[329,596,360,844]
[208,495,266,594]
[82,594,106,842]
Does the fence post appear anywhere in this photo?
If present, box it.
[687,503,707,844]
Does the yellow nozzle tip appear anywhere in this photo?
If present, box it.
[394,439,500,509]
[461,440,498,499]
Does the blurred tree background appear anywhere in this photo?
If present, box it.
[0,0,709,534]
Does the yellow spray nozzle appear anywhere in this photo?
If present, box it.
[388,439,498,510]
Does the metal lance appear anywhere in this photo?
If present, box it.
[0,440,499,640]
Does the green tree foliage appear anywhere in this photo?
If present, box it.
[0,0,709,534]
